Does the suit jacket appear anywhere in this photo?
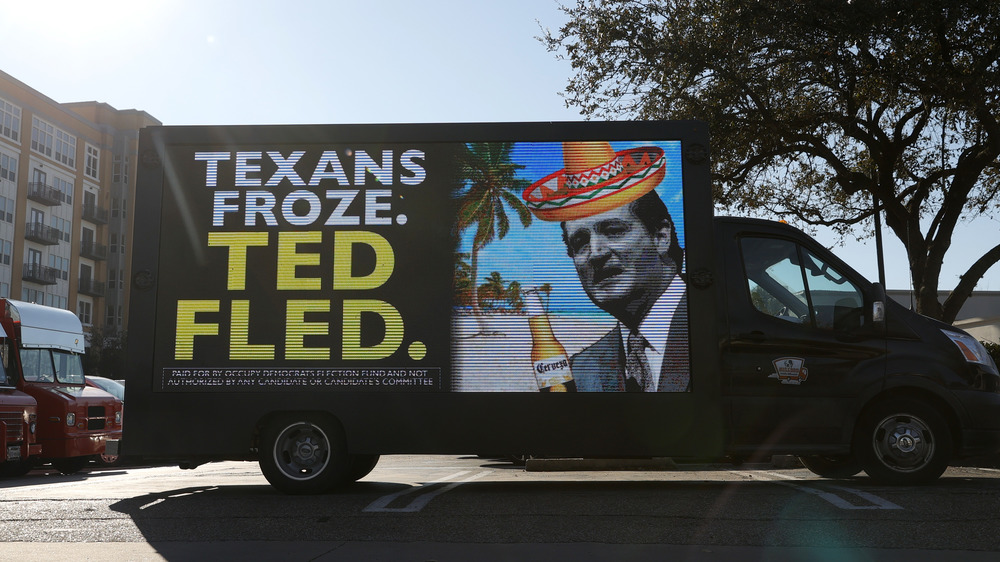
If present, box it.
[570,296,689,392]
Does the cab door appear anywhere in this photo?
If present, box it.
[721,232,885,452]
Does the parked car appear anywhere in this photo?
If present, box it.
[85,376,125,466]
[85,376,125,403]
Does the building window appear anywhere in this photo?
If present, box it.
[47,294,67,310]
[31,117,76,168]
[22,287,44,303]
[31,117,54,158]
[112,154,129,184]
[108,268,116,289]
[0,152,16,183]
[53,176,73,204]
[48,254,69,281]
[0,239,11,265]
[0,196,13,222]
[0,282,8,299]
[120,234,126,254]
[110,233,117,254]
[54,129,76,168]
[0,97,19,143]
[106,305,116,327]
[85,144,99,179]
[50,216,71,243]
[78,300,92,325]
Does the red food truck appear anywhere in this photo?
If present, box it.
[0,299,122,474]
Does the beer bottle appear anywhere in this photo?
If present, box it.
[525,289,576,392]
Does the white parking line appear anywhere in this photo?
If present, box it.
[363,470,489,513]
[730,471,903,510]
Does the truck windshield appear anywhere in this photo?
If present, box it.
[20,348,55,383]
[52,350,85,385]
[0,358,8,386]
[20,348,85,385]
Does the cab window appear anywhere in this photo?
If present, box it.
[0,343,9,387]
[741,237,865,331]
[53,350,85,385]
[20,348,55,382]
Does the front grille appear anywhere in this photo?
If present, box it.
[1,412,24,441]
[86,406,106,430]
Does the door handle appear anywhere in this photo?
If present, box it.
[737,331,767,343]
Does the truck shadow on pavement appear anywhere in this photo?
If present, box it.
[104,467,1000,550]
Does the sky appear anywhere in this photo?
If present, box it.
[5,0,998,295]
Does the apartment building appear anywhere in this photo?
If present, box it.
[0,69,160,338]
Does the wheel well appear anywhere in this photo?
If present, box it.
[858,387,961,454]
[251,411,345,452]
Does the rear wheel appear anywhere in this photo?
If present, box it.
[96,451,120,467]
[798,455,863,479]
[855,398,952,485]
[258,415,350,494]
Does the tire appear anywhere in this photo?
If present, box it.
[96,451,120,467]
[53,456,89,475]
[798,455,863,479]
[855,398,952,485]
[349,454,380,481]
[258,415,350,494]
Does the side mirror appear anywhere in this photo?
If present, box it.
[871,282,886,328]
[872,301,885,326]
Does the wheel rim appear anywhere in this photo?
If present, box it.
[871,413,935,473]
[272,422,331,481]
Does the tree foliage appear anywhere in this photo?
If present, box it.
[83,328,128,379]
[545,0,1000,322]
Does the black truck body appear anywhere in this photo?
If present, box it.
[120,121,1000,493]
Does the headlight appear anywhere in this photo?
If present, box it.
[115,411,122,425]
[66,412,76,426]
[943,330,1000,376]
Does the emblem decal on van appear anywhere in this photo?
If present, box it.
[769,357,809,385]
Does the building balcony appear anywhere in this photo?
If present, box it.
[27,182,63,206]
[24,222,61,245]
[82,203,109,224]
[78,277,105,298]
[22,263,58,285]
[80,240,108,261]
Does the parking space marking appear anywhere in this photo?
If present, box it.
[730,471,903,510]
[363,470,489,513]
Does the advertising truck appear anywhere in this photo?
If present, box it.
[118,121,1000,494]
[0,299,122,474]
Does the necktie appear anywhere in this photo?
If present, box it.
[626,330,653,392]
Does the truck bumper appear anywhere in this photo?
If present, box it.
[40,431,122,458]
[959,429,1000,457]
[954,389,1000,457]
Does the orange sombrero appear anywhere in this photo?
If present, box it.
[522,141,666,222]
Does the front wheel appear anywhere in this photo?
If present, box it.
[798,455,863,479]
[855,398,952,485]
[258,415,350,494]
